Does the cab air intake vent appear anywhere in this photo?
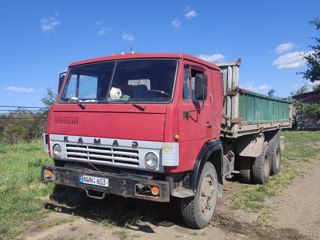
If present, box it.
[54,116,79,125]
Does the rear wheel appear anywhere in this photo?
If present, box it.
[180,162,218,229]
[239,157,252,184]
[269,140,281,175]
[271,145,281,175]
[252,142,271,184]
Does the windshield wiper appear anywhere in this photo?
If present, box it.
[109,99,146,111]
[64,97,86,110]
[132,103,146,111]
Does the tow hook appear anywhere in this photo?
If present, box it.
[85,189,106,199]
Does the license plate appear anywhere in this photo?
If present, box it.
[79,175,109,187]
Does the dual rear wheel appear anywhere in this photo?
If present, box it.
[240,138,281,184]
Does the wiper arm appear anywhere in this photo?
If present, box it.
[132,103,146,111]
[65,97,86,110]
[109,99,146,111]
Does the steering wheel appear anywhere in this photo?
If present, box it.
[148,89,171,97]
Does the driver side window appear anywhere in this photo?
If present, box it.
[183,65,207,103]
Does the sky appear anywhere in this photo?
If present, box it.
[0,0,319,107]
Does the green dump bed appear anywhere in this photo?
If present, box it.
[216,60,292,138]
[239,91,291,124]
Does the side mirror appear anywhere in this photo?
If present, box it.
[194,73,207,100]
[58,72,66,94]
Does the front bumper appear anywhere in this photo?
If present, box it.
[41,165,170,202]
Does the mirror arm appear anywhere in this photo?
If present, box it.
[183,101,205,119]
[183,88,206,119]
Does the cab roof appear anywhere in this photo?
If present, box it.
[69,53,220,71]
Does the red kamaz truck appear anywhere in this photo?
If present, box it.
[42,53,291,228]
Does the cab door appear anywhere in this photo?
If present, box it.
[177,61,213,171]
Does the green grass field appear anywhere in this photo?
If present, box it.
[232,131,320,218]
[0,131,320,238]
[0,141,54,238]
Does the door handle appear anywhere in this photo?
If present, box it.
[206,123,212,128]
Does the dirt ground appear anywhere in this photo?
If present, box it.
[20,161,320,240]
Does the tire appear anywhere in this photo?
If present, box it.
[252,142,271,184]
[239,157,252,184]
[268,135,281,175]
[180,162,218,229]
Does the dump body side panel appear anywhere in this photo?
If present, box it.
[216,60,292,138]
[239,91,290,124]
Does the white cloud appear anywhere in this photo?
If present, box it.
[291,81,320,92]
[96,21,112,35]
[185,10,198,19]
[5,86,35,93]
[198,53,225,62]
[240,82,272,95]
[273,51,309,69]
[308,80,320,89]
[275,42,295,54]
[40,13,60,32]
[122,31,134,41]
[171,18,181,28]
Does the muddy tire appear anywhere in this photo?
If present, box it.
[239,157,252,184]
[269,139,281,175]
[180,162,218,229]
[252,142,271,184]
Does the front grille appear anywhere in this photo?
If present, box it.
[66,144,139,167]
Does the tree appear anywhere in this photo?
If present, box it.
[312,83,320,91]
[268,89,275,97]
[290,84,308,96]
[302,17,320,82]
[297,17,320,121]
[41,88,57,108]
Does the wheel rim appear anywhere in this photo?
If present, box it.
[200,175,215,218]
[275,148,280,169]
[264,153,270,177]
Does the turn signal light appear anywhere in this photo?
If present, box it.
[44,170,53,178]
[174,134,179,141]
[151,186,160,196]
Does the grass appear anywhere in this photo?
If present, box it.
[231,131,320,214]
[37,216,76,228]
[1,131,319,238]
[0,140,54,238]
[112,229,129,240]
[97,208,142,227]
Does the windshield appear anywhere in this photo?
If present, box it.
[60,59,177,104]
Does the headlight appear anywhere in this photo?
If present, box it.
[144,152,159,169]
[52,144,62,158]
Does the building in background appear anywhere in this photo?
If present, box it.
[291,90,320,130]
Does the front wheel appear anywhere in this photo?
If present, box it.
[180,162,218,228]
